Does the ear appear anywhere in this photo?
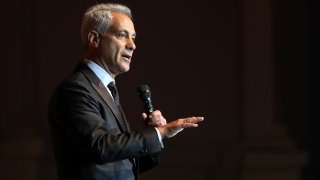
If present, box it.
[88,31,100,47]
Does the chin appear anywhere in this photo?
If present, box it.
[117,67,130,75]
[121,64,130,72]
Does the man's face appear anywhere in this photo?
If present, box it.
[98,12,136,76]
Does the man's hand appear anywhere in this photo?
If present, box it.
[142,110,204,139]
[142,110,167,127]
[155,116,204,139]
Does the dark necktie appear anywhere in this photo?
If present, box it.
[107,81,131,133]
[107,81,120,106]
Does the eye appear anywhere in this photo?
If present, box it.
[117,32,128,39]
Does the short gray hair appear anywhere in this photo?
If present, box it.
[80,3,132,44]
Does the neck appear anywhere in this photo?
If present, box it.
[84,53,116,79]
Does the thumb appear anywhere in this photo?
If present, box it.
[142,113,148,120]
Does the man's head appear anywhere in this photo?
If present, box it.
[81,3,136,77]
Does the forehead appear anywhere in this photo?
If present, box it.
[109,12,136,34]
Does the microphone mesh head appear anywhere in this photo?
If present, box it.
[137,85,151,100]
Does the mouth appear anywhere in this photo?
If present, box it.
[122,54,132,63]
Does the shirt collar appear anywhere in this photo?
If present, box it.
[85,60,114,88]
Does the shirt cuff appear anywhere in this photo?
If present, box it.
[154,127,164,148]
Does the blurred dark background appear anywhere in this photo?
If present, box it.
[0,0,318,179]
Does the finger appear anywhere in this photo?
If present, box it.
[149,110,166,123]
[180,117,204,128]
[183,116,204,123]
[142,113,148,120]
[148,121,160,127]
[181,122,199,128]
[148,118,163,125]
[150,110,162,119]
[149,120,166,127]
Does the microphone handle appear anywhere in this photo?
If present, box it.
[143,98,154,115]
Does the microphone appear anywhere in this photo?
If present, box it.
[137,85,154,115]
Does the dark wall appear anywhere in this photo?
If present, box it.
[0,0,314,179]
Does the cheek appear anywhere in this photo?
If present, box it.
[101,41,117,55]
[115,47,126,61]
[101,39,125,61]
[110,44,123,58]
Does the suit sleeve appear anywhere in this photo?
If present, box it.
[48,79,162,165]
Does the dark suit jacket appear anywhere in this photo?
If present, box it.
[48,62,162,180]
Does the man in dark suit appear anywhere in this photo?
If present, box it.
[48,3,204,180]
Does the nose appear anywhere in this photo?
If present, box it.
[126,38,136,51]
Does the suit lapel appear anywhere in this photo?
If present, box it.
[78,63,128,133]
